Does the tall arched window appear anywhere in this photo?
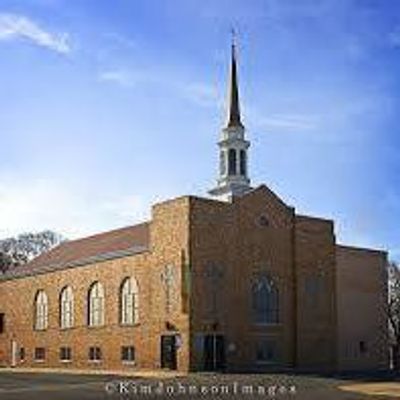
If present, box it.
[60,286,74,329]
[34,290,48,330]
[228,149,237,175]
[120,277,139,325]
[88,282,104,327]
[240,149,246,176]
[252,276,279,324]
[219,150,226,176]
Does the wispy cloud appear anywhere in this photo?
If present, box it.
[250,112,320,131]
[98,67,218,107]
[98,69,137,87]
[0,13,71,54]
[0,176,148,240]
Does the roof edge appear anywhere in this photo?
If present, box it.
[337,243,388,256]
[0,245,149,282]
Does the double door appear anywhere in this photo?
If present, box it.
[203,334,226,371]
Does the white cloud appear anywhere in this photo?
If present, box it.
[0,13,71,54]
[250,112,320,131]
[98,70,139,87]
[98,67,218,107]
[0,177,149,240]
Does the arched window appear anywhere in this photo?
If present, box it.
[240,149,246,176]
[60,286,74,329]
[34,290,48,330]
[88,282,104,327]
[120,277,139,325]
[252,276,279,324]
[219,150,226,176]
[228,149,237,175]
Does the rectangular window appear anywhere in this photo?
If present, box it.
[121,346,135,362]
[20,347,25,361]
[34,347,45,361]
[60,347,72,361]
[255,340,278,363]
[89,346,102,361]
[0,313,4,334]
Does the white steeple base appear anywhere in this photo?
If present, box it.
[208,182,252,202]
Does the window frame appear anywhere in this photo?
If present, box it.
[120,277,139,326]
[219,150,227,176]
[228,148,237,176]
[121,346,136,363]
[19,347,25,362]
[88,346,102,362]
[239,149,246,176]
[34,347,46,362]
[60,286,74,330]
[34,290,49,331]
[59,346,72,362]
[251,275,280,325]
[88,282,105,327]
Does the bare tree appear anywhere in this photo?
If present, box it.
[0,230,65,273]
[388,261,400,369]
[0,252,13,274]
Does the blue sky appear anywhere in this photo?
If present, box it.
[0,0,399,261]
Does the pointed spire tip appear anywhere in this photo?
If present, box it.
[226,32,243,129]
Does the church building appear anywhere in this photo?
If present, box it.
[0,40,389,372]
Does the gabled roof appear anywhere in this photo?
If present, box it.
[1,222,150,280]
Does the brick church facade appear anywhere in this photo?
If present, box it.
[0,40,389,373]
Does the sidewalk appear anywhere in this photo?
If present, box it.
[0,366,187,379]
[339,382,400,398]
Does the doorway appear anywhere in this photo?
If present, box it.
[203,334,226,371]
[160,335,177,370]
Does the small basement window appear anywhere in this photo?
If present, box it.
[121,346,135,362]
[34,347,45,361]
[89,346,102,361]
[60,347,72,362]
[20,347,25,362]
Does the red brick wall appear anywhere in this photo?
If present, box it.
[0,196,191,371]
[189,186,297,371]
[294,215,337,370]
[0,188,388,373]
[336,245,388,371]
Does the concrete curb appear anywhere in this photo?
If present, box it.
[0,367,187,379]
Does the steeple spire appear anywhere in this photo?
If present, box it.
[226,32,243,128]
[208,33,251,202]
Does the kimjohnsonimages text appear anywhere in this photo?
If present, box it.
[105,380,297,397]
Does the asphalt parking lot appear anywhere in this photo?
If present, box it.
[0,371,398,399]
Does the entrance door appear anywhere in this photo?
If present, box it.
[160,335,177,370]
[203,334,226,371]
[11,341,17,367]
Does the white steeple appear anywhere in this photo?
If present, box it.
[209,35,251,201]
